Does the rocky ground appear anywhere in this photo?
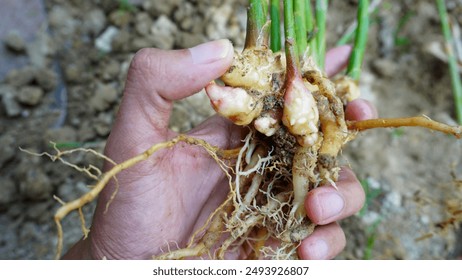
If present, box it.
[0,0,461,260]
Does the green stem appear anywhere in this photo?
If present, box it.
[294,0,308,57]
[315,0,328,70]
[304,0,314,32]
[437,0,462,124]
[284,0,300,78]
[346,0,369,81]
[336,0,381,46]
[245,0,266,48]
[304,0,318,62]
[262,0,268,18]
[270,0,282,52]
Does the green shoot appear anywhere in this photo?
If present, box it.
[245,0,267,48]
[346,0,369,81]
[358,178,382,259]
[250,0,266,31]
[304,0,318,61]
[364,217,382,260]
[358,178,382,217]
[315,0,328,70]
[294,0,308,57]
[117,0,135,13]
[284,0,299,68]
[270,0,282,52]
[436,0,462,124]
[394,11,415,47]
[336,0,381,46]
[304,0,315,33]
[391,127,405,138]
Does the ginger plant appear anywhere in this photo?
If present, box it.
[49,0,461,260]
[155,0,461,259]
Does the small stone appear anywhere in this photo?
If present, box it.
[0,85,21,117]
[205,4,233,40]
[64,64,79,83]
[0,135,15,168]
[175,32,205,49]
[4,66,36,87]
[384,191,402,208]
[57,180,91,202]
[0,177,16,207]
[78,120,97,142]
[26,201,52,223]
[150,15,178,49]
[48,6,77,35]
[95,26,120,53]
[16,86,44,106]
[35,68,58,91]
[129,37,148,50]
[26,31,54,68]
[173,2,196,31]
[100,59,120,81]
[110,30,131,53]
[142,0,181,16]
[93,112,113,137]
[89,83,119,112]
[19,169,52,201]
[109,10,132,27]
[83,9,107,36]
[4,31,26,53]
[135,12,153,36]
[371,58,397,78]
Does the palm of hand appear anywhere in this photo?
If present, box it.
[91,114,242,259]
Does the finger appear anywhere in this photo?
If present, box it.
[345,98,378,121]
[115,40,234,139]
[305,167,365,225]
[325,45,352,77]
[297,222,346,260]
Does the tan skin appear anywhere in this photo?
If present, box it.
[63,40,377,260]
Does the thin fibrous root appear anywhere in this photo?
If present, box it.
[52,134,238,259]
[155,197,234,260]
[347,116,462,138]
[217,215,262,259]
[19,142,116,180]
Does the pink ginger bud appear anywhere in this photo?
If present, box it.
[282,77,319,147]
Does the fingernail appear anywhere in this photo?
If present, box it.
[318,192,344,222]
[307,239,329,259]
[189,39,232,65]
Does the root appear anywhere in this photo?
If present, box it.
[156,196,234,260]
[31,135,240,259]
[347,116,462,138]
[292,144,319,219]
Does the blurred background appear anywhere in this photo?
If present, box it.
[0,0,461,259]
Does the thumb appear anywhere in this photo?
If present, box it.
[108,40,234,155]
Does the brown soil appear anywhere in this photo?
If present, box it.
[0,0,461,259]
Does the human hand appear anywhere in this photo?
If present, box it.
[63,40,376,260]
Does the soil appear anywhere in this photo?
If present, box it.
[0,0,461,260]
